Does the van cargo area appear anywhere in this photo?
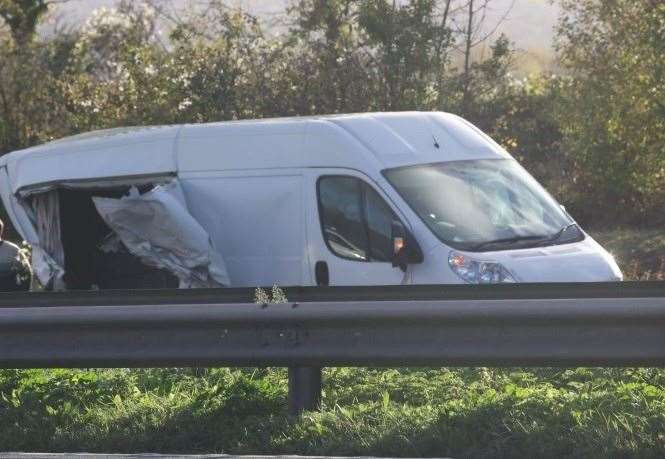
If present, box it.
[11,178,230,290]
[58,187,178,290]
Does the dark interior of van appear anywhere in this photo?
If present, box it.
[57,188,178,290]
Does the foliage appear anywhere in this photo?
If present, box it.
[555,0,665,227]
[1,367,665,457]
[357,0,453,110]
[254,285,289,304]
[9,240,32,287]
[69,0,159,83]
[0,37,73,153]
[0,0,51,46]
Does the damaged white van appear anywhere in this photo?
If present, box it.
[0,112,622,290]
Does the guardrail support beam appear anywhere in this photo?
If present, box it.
[288,366,322,415]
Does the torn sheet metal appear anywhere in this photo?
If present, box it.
[17,173,175,198]
[92,181,230,288]
[1,167,66,289]
[31,247,65,290]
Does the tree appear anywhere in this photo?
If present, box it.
[556,0,665,226]
[286,0,370,113]
[0,0,65,46]
[358,0,453,109]
[69,0,159,82]
[0,1,73,154]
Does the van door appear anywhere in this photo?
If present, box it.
[306,169,411,286]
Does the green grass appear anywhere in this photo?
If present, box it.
[1,367,665,457]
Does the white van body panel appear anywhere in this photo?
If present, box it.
[0,112,621,287]
[177,120,307,172]
[180,170,307,288]
[0,167,39,243]
[0,126,181,196]
[328,112,510,168]
[0,112,508,194]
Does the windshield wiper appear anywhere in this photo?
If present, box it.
[545,223,579,243]
[471,234,551,251]
[470,223,580,251]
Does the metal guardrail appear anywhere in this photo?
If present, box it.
[0,282,664,412]
[1,282,663,309]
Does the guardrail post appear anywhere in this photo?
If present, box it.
[288,366,322,415]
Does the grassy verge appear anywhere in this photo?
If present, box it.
[1,367,665,458]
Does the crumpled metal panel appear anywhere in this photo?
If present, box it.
[93,181,230,288]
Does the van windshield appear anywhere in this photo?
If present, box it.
[384,159,582,252]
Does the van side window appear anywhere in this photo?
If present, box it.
[317,176,398,262]
[363,185,396,262]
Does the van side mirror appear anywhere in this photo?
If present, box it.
[391,220,423,272]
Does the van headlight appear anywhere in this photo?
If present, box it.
[448,251,517,284]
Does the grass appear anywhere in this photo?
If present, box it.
[1,367,665,458]
[0,227,663,457]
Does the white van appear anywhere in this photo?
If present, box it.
[0,112,622,289]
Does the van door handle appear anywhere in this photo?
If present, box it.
[315,261,329,287]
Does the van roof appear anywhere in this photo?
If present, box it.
[0,112,510,195]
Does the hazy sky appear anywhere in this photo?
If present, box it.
[51,0,559,69]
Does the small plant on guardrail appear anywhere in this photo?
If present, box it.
[254,285,288,305]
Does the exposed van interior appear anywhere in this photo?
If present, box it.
[57,187,178,290]
[19,178,229,291]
